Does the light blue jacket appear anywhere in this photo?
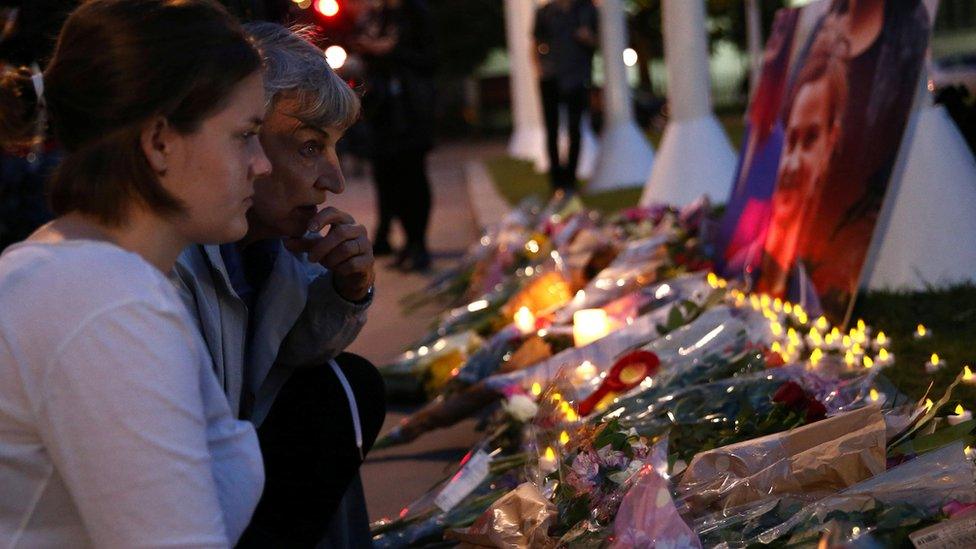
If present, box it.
[171,241,370,426]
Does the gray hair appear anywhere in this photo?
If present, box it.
[244,22,360,130]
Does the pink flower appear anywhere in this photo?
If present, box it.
[943,500,976,518]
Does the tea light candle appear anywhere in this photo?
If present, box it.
[876,348,895,367]
[514,306,536,335]
[948,404,972,426]
[574,360,598,383]
[573,308,611,347]
[925,353,945,373]
[963,365,975,385]
[540,446,558,473]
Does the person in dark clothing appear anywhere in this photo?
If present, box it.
[533,0,597,191]
[358,0,436,272]
[0,1,75,252]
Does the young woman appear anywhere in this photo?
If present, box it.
[0,1,271,545]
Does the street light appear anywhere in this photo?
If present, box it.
[325,45,347,69]
[315,0,340,17]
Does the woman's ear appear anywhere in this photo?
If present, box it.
[140,115,173,175]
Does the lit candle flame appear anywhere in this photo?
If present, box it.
[514,306,536,334]
[916,324,928,337]
[810,348,823,364]
[869,388,880,402]
[857,319,867,331]
[816,316,829,331]
[559,431,570,445]
[544,446,556,460]
[955,404,965,415]
[531,382,542,396]
[863,356,874,369]
[879,348,890,361]
[931,353,941,365]
[845,350,856,366]
[925,398,934,412]
[964,365,974,381]
[876,331,887,346]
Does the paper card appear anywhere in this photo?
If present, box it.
[434,450,492,512]
[910,514,976,548]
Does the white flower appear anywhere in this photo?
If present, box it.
[503,394,538,422]
[608,459,644,484]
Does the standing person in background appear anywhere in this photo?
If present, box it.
[0,0,269,544]
[533,0,597,192]
[359,0,436,272]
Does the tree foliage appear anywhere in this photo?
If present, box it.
[429,0,505,77]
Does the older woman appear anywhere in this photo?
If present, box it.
[172,22,384,547]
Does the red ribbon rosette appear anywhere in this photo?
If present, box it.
[577,350,661,416]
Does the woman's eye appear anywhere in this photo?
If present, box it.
[301,142,323,157]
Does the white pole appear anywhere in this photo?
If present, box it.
[862,77,976,292]
[505,0,546,166]
[746,0,763,96]
[639,0,737,206]
[588,0,654,192]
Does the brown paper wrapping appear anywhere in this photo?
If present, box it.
[677,405,886,513]
[445,483,557,549]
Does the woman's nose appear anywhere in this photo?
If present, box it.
[252,142,272,178]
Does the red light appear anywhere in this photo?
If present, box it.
[315,0,339,17]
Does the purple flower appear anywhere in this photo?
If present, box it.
[597,444,629,469]
[571,449,600,482]
[565,470,596,493]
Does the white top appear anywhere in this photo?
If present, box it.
[0,240,264,548]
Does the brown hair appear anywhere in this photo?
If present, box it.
[0,0,262,225]
[784,25,849,131]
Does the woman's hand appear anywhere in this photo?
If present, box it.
[285,207,375,302]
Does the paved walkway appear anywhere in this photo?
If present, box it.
[333,140,506,522]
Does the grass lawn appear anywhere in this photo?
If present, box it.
[484,115,975,410]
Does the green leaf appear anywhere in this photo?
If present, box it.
[890,369,968,449]
[889,418,976,457]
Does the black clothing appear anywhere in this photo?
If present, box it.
[0,151,57,253]
[363,0,435,259]
[540,80,588,190]
[533,0,596,191]
[371,150,432,257]
[236,353,386,548]
[533,0,598,93]
[362,0,437,156]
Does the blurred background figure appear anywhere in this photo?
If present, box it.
[0,1,76,252]
[532,0,597,192]
[358,0,436,272]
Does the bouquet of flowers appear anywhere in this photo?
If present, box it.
[695,442,976,548]
[548,420,656,541]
